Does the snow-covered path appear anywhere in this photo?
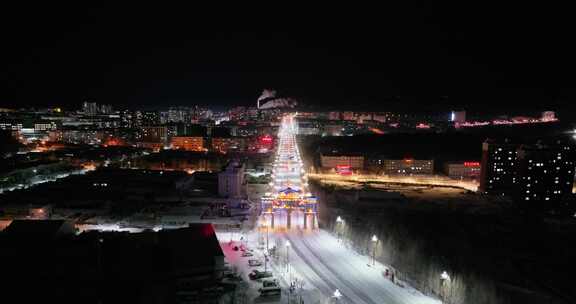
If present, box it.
[280,230,441,304]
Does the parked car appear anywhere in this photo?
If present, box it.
[259,279,281,297]
[249,270,273,280]
[248,259,262,267]
[241,251,254,257]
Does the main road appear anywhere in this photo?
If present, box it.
[256,114,440,304]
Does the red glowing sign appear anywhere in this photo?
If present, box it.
[464,162,480,167]
[336,165,352,175]
[260,135,273,143]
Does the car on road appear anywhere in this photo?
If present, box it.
[241,251,253,257]
[249,270,272,280]
[259,279,281,297]
[248,259,262,267]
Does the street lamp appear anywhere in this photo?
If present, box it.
[336,216,343,242]
[333,289,342,302]
[441,270,450,282]
[440,271,451,302]
[371,235,378,266]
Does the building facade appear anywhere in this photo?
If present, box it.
[382,159,434,175]
[479,139,519,194]
[514,142,575,205]
[171,136,205,152]
[320,154,364,170]
[444,161,481,179]
[218,161,245,198]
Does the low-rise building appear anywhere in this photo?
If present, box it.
[320,154,364,170]
[382,159,434,175]
[218,161,245,198]
[171,136,205,151]
[444,161,481,179]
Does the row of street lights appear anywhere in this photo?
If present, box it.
[336,216,379,267]
[336,216,450,286]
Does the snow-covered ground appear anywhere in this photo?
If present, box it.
[218,228,442,304]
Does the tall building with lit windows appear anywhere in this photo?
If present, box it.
[479,139,519,195]
[514,141,575,205]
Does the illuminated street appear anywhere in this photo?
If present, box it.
[261,114,318,231]
[235,115,443,304]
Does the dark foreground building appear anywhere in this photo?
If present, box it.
[0,220,225,304]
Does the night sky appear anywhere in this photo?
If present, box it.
[2,5,576,115]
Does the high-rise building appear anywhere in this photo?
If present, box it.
[82,102,99,115]
[140,126,168,143]
[141,111,160,126]
[479,139,519,195]
[82,102,112,115]
[514,141,575,205]
[100,104,113,114]
[120,110,138,128]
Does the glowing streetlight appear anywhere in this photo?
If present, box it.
[441,271,451,282]
[336,216,344,242]
[333,289,342,301]
[371,235,378,266]
[440,270,451,302]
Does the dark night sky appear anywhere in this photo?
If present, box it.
[2,5,576,115]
